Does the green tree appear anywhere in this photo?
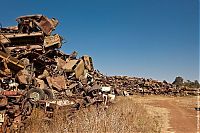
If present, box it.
[172,76,184,86]
[194,80,200,88]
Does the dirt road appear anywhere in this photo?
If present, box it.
[132,95,198,133]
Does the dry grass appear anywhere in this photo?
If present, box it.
[25,97,164,133]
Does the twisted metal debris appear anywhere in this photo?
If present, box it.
[0,14,198,132]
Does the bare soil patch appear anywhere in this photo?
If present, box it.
[131,95,197,133]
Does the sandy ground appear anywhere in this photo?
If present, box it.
[130,95,198,133]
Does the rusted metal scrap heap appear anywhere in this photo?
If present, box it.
[0,14,114,132]
[0,14,198,132]
[95,75,198,96]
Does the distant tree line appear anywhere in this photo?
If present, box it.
[172,76,200,88]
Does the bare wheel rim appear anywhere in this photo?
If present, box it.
[29,92,40,101]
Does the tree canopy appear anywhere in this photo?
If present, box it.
[172,76,199,88]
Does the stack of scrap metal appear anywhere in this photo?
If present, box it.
[0,14,111,132]
[94,74,199,96]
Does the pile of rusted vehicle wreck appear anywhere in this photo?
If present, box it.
[0,14,116,132]
[96,75,198,96]
[0,14,198,132]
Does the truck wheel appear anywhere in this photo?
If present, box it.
[43,89,54,100]
[27,88,45,101]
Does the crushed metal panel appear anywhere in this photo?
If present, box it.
[33,15,58,35]
[3,32,43,39]
[44,34,62,48]
[7,56,24,70]
[46,76,66,91]
[2,32,44,51]
[0,26,18,34]
[55,58,68,70]
[6,45,43,51]
[0,26,18,31]
[16,14,43,21]
[74,60,85,79]
[65,59,85,78]
[0,51,24,71]
[0,35,10,44]
[16,14,58,35]
[82,55,94,71]
[65,60,79,72]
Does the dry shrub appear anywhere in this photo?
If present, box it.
[25,97,163,133]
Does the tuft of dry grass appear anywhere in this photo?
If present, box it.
[25,97,164,133]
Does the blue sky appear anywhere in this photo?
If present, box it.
[0,0,199,82]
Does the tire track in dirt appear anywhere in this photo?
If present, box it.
[149,97,197,133]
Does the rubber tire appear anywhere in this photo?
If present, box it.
[43,89,54,100]
[26,88,45,101]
